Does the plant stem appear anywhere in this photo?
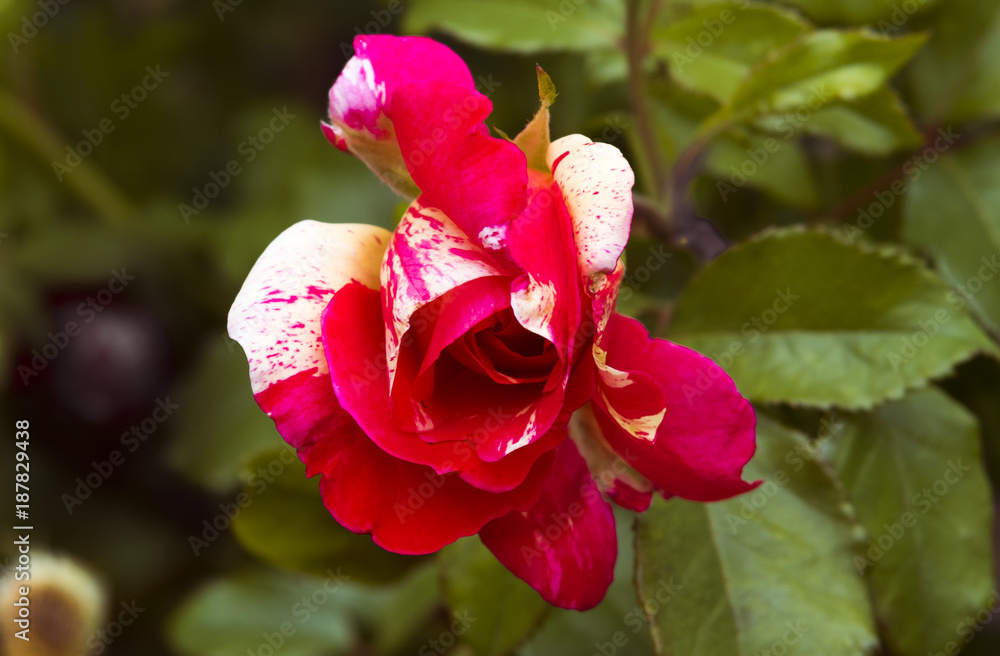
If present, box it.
[0,88,133,225]
[626,0,670,212]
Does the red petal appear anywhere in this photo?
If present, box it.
[480,439,617,610]
[330,35,474,136]
[256,370,553,555]
[324,281,560,492]
[593,313,759,502]
[391,80,528,249]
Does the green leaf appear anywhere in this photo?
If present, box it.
[519,509,655,656]
[440,537,550,656]
[702,30,927,135]
[635,415,878,656]
[775,0,942,25]
[824,388,995,656]
[708,129,819,208]
[669,227,998,409]
[404,0,624,53]
[903,137,1000,335]
[753,87,923,156]
[514,66,558,172]
[168,337,283,493]
[653,2,811,104]
[903,0,1000,124]
[167,570,355,656]
[232,449,423,584]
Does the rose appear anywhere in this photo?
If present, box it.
[229,35,758,610]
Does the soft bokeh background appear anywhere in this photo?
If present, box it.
[1,1,999,655]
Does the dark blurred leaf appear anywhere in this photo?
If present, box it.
[774,0,942,25]
[708,129,819,207]
[904,0,1000,125]
[825,387,995,656]
[702,30,926,135]
[404,0,625,53]
[635,414,878,656]
[168,338,282,493]
[349,563,443,655]
[167,570,355,656]
[440,537,550,656]
[669,228,998,409]
[232,449,423,584]
[753,87,923,156]
[902,137,1000,335]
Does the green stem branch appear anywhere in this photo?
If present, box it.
[0,88,133,225]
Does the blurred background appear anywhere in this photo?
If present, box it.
[0,0,998,655]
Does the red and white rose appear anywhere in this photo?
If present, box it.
[229,35,758,610]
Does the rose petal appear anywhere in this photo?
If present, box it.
[228,220,390,398]
[508,172,582,363]
[327,36,473,198]
[330,35,474,136]
[256,369,554,555]
[592,313,760,502]
[382,201,509,394]
[480,439,617,610]
[325,281,563,491]
[568,404,654,513]
[547,135,635,279]
[392,80,528,249]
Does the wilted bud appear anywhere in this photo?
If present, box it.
[1,553,106,656]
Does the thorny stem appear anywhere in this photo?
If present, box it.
[0,87,133,225]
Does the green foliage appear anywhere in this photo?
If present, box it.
[6,0,1000,654]
[670,228,997,409]
[903,138,1000,334]
[169,338,282,493]
[404,0,625,53]
[231,449,423,584]
[825,388,995,656]
[635,415,879,656]
[775,0,942,25]
[440,537,550,656]
[903,0,1000,124]
[168,570,356,656]
[701,30,927,135]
